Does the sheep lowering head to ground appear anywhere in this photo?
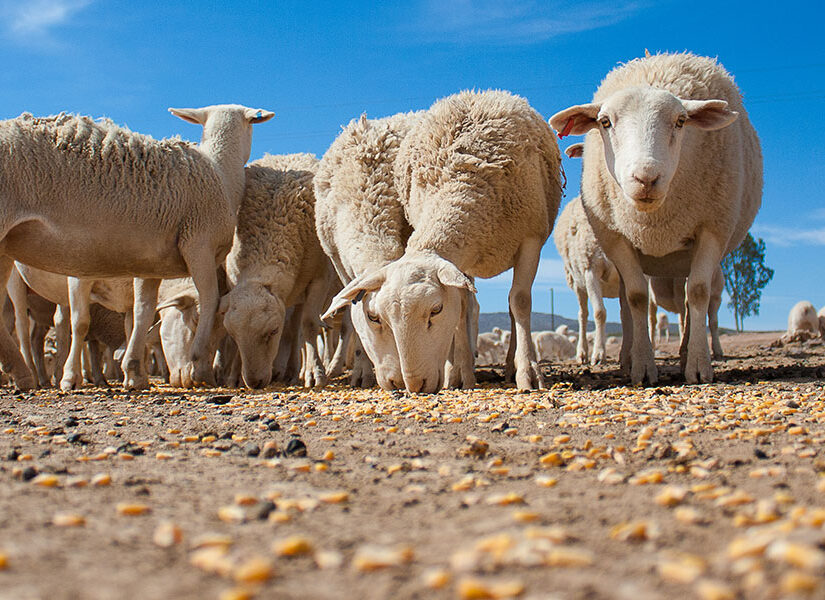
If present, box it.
[315,111,423,390]
[550,52,762,385]
[221,153,332,390]
[0,104,274,390]
[325,90,561,392]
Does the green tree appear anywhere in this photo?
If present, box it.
[721,233,774,332]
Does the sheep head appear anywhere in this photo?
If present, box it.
[221,282,285,389]
[550,87,738,213]
[324,252,476,393]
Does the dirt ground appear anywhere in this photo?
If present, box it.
[1,331,824,600]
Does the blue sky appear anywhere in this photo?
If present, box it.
[1,0,822,330]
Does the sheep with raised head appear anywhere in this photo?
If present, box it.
[786,301,820,341]
[554,194,620,365]
[325,90,561,392]
[550,52,761,384]
[221,153,334,389]
[315,112,424,389]
[0,105,274,390]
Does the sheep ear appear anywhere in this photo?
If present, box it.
[437,261,477,294]
[245,108,275,124]
[549,103,601,138]
[682,99,738,130]
[168,107,208,125]
[321,270,387,321]
[565,143,584,159]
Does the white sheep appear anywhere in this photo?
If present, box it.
[554,194,620,365]
[315,111,424,389]
[787,301,820,338]
[655,312,669,345]
[325,90,562,392]
[550,52,761,384]
[532,330,575,362]
[820,306,825,338]
[220,153,333,389]
[0,105,274,390]
[476,328,509,366]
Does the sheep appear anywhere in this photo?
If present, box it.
[550,52,761,384]
[654,312,669,346]
[786,301,820,341]
[554,195,620,365]
[0,105,274,390]
[315,111,424,389]
[324,91,562,392]
[820,306,825,338]
[476,328,509,366]
[532,330,575,362]
[221,153,334,389]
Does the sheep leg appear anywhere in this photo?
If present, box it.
[618,278,632,375]
[62,277,94,391]
[509,238,544,390]
[504,308,516,382]
[102,344,121,382]
[683,232,723,384]
[648,295,658,351]
[610,242,656,385]
[326,309,351,378]
[182,250,220,387]
[86,340,108,387]
[52,304,70,386]
[444,291,476,389]
[0,257,35,390]
[709,267,724,360]
[122,278,160,390]
[350,332,376,388]
[300,279,329,389]
[574,286,589,364]
[8,268,44,386]
[584,270,607,365]
[30,322,50,388]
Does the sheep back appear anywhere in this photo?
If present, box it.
[314,112,422,280]
[396,90,561,278]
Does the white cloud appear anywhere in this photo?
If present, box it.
[751,224,825,247]
[413,0,645,44]
[0,0,92,37]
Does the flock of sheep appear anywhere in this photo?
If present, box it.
[0,51,771,394]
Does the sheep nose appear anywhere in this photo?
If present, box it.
[630,164,660,189]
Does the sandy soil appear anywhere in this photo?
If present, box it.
[1,331,824,600]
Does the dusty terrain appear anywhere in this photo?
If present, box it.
[1,331,824,600]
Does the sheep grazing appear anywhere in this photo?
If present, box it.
[476,328,510,366]
[532,331,575,362]
[0,105,274,390]
[550,52,762,384]
[315,111,424,389]
[786,301,820,341]
[325,90,562,392]
[222,153,334,389]
[554,195,620,365]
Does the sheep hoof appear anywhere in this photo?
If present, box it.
[59,373,82,391]
[630,354,657,386]
[515,362,545,391]
[16,374,37,392]
[684,352,713,384]
[125,373,149,390]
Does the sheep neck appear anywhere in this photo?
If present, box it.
[200,128,250,215]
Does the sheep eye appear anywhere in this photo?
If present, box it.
[599,116,611,129]
[367,312,381,324]
[430,305,443,317]
[675,116,686,129]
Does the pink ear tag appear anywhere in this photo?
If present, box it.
[558,118,575,139]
